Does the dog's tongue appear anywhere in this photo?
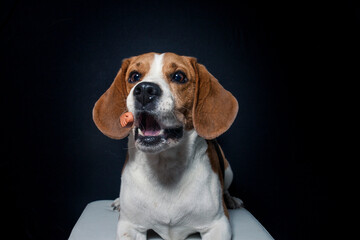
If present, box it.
[144,129,160,136]
[140,113,161,136]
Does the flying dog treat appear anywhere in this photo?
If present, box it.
[120,112,134,128]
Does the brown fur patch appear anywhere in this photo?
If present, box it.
[192,63,238,140]
[124,53,156,93]
[206,140,229,219]
[162,53,197,130]
[218,144,229,169]
[92,58,132,139]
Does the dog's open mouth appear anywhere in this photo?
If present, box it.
[134,112,183,148]
[138,112,162,137]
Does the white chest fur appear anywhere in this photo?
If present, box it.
[119,130,225,239]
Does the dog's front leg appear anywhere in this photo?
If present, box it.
[200,215,232,240]
[111,197,121,211]
[116,219,147,240]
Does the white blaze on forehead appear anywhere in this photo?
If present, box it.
[127,53,165,112]
[126,52,177,127]
[145,53,164,81]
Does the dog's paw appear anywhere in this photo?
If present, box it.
[224,191,243,209]
[111,198,121,211]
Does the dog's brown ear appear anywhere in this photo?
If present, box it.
[92,59,131,139]
[192,62,238,140]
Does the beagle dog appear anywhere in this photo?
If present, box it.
[93,52,243,240]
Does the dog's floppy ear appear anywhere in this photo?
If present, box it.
[92,59,131,139]
[192,62,238,140]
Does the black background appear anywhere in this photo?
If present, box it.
[2,1,355,239]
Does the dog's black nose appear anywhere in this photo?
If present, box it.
[133,82,162,108]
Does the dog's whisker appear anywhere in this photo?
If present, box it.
[170,110,178,121]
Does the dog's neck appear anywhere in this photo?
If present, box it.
[128,130,207,187]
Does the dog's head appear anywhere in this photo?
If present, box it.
[93,52,238,153]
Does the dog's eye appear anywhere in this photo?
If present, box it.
[128,71,141,83]
[171,71,188,84]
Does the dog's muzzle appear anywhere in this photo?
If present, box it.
[132,82,183,153]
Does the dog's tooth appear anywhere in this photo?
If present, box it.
[138,128,144,136]
[157,129,164,136]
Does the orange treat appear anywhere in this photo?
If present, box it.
[119,112,134,128]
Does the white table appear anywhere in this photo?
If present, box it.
[69,200,274,240]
